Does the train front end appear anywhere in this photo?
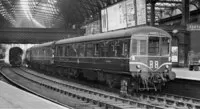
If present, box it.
[129,32,176,91]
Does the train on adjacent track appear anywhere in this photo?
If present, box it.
[9,47,23,67]
[25,26,176,92]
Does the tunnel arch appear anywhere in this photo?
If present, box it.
[9,47,23,66]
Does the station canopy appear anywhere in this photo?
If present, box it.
[0,0,199,28]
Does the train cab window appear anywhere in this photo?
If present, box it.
[148,37,159,55]
[161,37,170,56]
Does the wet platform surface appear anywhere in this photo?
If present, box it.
[0,81,69,109]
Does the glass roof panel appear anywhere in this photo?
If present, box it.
[0,0,199,28]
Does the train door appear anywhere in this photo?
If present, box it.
[129,35,148,72]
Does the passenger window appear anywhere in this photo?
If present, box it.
[108,40,116,57]
[69,44,77,56]
[57,46,63,56]
[122,39,130,57]
[94,42,100,57]
[102,41,109,57]
[65,45,69,56]
[115,40,122,57]
[78,43,85,57]
[86,43,94,57]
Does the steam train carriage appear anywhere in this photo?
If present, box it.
[26,26,176,91]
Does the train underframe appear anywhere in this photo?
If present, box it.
[28,62,166,94]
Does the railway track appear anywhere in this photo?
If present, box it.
[131,92,200,109]
[2,66,165,109]
[19,67,200,109]
[2,65,200,109]
[21,67,200,109]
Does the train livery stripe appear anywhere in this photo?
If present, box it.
[157,62,172,70]
[129,62,172,71]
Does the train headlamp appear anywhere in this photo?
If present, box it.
[165,65,169,69]
[136,65,141,69]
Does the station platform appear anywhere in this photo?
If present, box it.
[173,67,200,81]
[0,81,69,109]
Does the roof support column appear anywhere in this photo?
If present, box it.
[181,0,190,25]
[150,0,156,26]
[179,0,190,67]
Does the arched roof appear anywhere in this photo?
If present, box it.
[0,0,199,28]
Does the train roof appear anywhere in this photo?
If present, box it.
[56,26,171,45]
[30,41,54,49]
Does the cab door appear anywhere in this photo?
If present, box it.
[129,35,148,72]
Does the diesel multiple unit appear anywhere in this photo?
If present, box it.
[25,26,176,91]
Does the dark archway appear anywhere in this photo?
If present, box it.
[9,47,23,66]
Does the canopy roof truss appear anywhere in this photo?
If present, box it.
[0,0,199,28]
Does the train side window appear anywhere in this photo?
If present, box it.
[56,46,59,56]
[65,45,69,56]
[57,46,63,56]
[94,42,100,57]
[102,41,109,57]
[108,40,116,57]
[47,48,52,56]
[69,44,77,56]
[86,43,94,57]
[115,40,122,57]
[78,43,85,57]
[122,39,130,57]
[94,42,104,57]
[43,49,45,56]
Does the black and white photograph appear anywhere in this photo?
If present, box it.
[0,0,200,109]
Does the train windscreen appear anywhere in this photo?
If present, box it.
[131,36,170,56]
[148,37,159,56]
[160,37,170,56]
[148,36,170,56]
